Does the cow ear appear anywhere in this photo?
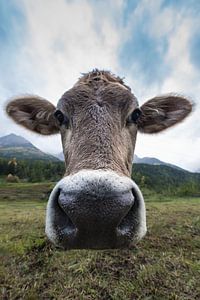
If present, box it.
[137,95,193,134]
[6,95,59,135]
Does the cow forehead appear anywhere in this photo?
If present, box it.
[57,82,138,111]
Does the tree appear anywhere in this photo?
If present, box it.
[8,158,17,176]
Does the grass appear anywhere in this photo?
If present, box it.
[0,183,200,299]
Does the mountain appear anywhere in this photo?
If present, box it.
[0,134,195,172]
[56,152,188,172]
[133,155,184,171]
[0,133,33,148]
[0,134,59,161]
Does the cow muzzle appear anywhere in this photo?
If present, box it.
[45,170,146,249]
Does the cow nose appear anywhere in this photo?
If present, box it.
[56,188,134,249]
[45,170,147,249]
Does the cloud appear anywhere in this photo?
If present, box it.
[18,0,123,96]
[0,0,123,154]
[118,0,200,171]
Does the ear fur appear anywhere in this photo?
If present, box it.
[6,95,59,135]
[137,95,193,133]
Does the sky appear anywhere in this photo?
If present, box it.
[0,0,200,172]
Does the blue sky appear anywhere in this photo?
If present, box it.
[0,0,200,171]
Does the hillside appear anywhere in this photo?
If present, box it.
[0,134,59,161]
[0,156,200,195]
[0,134,199,195]
[57,152,185,171]
[132,163,200,195]
[0,133,34,148]
[134,155,183,171]
[1,134,193,172]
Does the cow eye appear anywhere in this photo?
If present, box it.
[127,108,142,125]
[54,110,69,127]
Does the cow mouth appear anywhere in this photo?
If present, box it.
[45,170,146,250]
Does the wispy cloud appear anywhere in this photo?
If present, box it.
[118,0,200,171]
[1,0,122,153]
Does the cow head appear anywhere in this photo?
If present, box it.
[6,70,192,249]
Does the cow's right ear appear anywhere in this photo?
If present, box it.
[6,95,60,135]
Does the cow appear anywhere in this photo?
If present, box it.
[6,70,192,249]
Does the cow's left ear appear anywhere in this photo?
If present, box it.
[6,95,60,135]
[137,95,193,133]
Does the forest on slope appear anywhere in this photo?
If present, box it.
[0,158,199,196]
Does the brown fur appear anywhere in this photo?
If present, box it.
[138,95,192,133]
[5,70,193,177]
[58,73,138,176]
[6,96,59,135]
[76,69,130,89]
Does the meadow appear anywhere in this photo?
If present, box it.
[0,182,200,299]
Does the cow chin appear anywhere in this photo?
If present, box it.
[45,170,147,250]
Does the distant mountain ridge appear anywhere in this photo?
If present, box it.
[0,133,33,148]
[0,134,59,161]
[133,155,184,171]
[56,152,190,172]
[0,134,198,173]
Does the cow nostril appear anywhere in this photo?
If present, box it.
[117,205,134,234]
[131,188,139,208]
[55,190,77,238]
[116,189,138,238]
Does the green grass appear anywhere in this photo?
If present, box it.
[0,183,200,299]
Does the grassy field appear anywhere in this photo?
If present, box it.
[0,183,200,300]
